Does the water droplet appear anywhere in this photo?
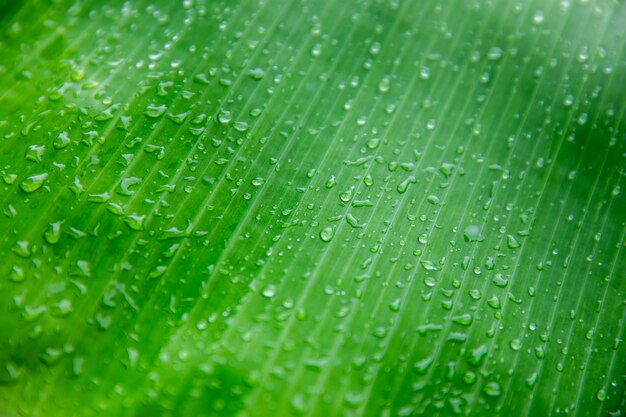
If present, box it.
[158,225,190,240]
[326,175,337,189]
[413,356,433,374]
[378,76,390,93]
[492,273,508,288]
[577,46,589,63]
[464,225,481,242]
[233,121,248,133]
[149,266,167,279]
[372,326,387,339]
[340,187,353,203]
[2,172,17,185]
[534,345,545,359]
[53,131,71,149]
[290,394,306,415]
[345,213,363,228]
[509,338,522,351]
[75,260,91,277]
[124,214,146,231]
[51,299,73,317]
[320,227,334,242]
[507,234,521,249]
[461,256,471,270]
[218,109,232,124]
[352,199,372,207]
[311,43,321,57]
[144,144,165,159]
[87,192,111,203]
[12,241,31,258]
[248,67,265,80]
[25,145,45,162]
[41,348,63,366]
[420,260,441,271]
[106,202,125,216]
[118,176,141,196]
[487,47,502,60]
[484,381,501,397]
[424,276,437,287]
[10,266,25,282]
[463,371,477,385]
[44,222,62,244]
[20,173,48,193]
[469,289,481,300]
[485,257,495,270]
[397,176,416,194]
[167,111,190,124]
[369,42,381,55]
[487,296,501,310]
[563,95,574,107]
[261,285,276,298]
[468,344,487,365]
[144,104,167,118]
[252,177,265,187]
[367,138,380,149]
[452,313,473,326]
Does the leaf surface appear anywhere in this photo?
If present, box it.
[0,0,625,416]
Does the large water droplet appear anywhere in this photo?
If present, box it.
[320,227,334,242]
[44,222,62,244]
[144,104,167,118]
[484,381,501,397]
[20,173,48,193]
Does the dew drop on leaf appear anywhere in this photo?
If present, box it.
[484,381,501,397]
[12,240,31,258]
[217,110,232,124]
[262,285,276,299]
[124,214,146,231]
[413,356,433,374]
[20,173,48,193]
[248,67,265,80]
[487,296,501,310]
[509,338,522,351]
[149,266,167,279]
[44,222,62,244]
[469,289,481,300]
[143,104,167,118]
[463,225,481,242]
[452,313,473,326]
[320,227,334,242]
[534,345,546,359]
[463,371,477,385]
[507,234,521,249]
[24,145,45,162]
[372,326,387,339]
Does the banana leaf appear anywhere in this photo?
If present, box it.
[0,0,624,416]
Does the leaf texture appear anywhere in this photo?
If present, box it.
[0,0,625,416]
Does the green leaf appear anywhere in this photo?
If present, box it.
[1,0,625,416]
